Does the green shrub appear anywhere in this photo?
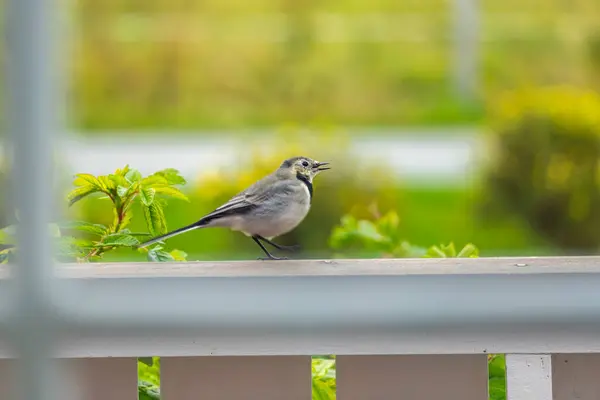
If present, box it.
[483,86,600,252]
[329,207,479,258]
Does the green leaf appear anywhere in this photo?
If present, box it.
[98,175,117,194]
[58,221,108,237]
[139,187,156,206]
[356,220,386,242]
[152,168,186,185]
[138,380,161,400]
[116,185,129,198]
[55,236,91,260]
[376,210,400,238]
[152,186,189,202]
[118,181,139,199]
[67,186,101,206]
[423,242,480,258]
[488,354,506,379]
[138,357,161,386]
[312,379,335,400]
[147,245,174,262]
[424,245,448,258]
[138,357,154,367]
[312,359,335,378]
[97,233,139,247]
[169,249,188,261]
[457,243,480,258]
[125,168,143,183]
[489,376,506,400]
[126,232,154,237]
[424,242,456,258]
[140,175,169,187]
[392,241,427,258]
[108,174,128,189]
[143,202,167,236]
[113,165,130,177]
[73,173,106,191]
[442,242,457,257]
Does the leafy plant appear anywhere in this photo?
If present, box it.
[65,167,190,395]
[329,206,479,259]
[312,356,336,400]
[488,354,507,400]
[138,356,161,399]
[138,380,161,400]
[64,165,189,262]
[423,242,479,258]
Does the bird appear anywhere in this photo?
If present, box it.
[136,156,331,260]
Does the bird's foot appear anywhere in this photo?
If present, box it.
[257,255,289,261]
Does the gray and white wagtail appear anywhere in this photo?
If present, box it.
[137,156,330,260]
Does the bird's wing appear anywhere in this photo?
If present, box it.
[200,196,256,223]
[199,174,283,223]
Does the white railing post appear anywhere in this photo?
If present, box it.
[506,354,552,400]
[5,0,63,397]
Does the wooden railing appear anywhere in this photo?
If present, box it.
[1,256,600,399]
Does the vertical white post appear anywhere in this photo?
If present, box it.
[506,354,553,400]
[452,0,478,101]
[5,0,63,397]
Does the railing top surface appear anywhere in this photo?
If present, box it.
[4,256,599,279]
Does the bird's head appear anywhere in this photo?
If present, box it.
[278,156,330,182]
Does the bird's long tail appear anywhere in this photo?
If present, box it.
[136,220,205,248]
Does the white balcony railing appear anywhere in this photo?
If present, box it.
[1,257,600,399]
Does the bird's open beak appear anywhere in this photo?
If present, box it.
[314,161,331,172]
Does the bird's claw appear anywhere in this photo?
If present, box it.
[257,256,289,261]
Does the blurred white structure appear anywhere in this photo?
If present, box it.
[1,259,600,399]
[35,127,481,187]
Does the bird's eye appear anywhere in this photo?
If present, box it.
[302,161,309,167]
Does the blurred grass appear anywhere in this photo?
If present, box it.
[62,0,600,133]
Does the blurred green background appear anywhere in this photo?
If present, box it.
[70,0,600,131]
[25,0,600,260]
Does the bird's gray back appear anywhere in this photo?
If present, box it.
[210,174,312,238]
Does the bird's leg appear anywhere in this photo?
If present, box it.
[256,235,301,252]
[252,236,288,260]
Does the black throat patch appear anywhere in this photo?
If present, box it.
[296,172,313,201]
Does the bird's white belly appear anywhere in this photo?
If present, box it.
[234,201,310,238]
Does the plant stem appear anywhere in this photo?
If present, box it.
[84,203,126,261]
